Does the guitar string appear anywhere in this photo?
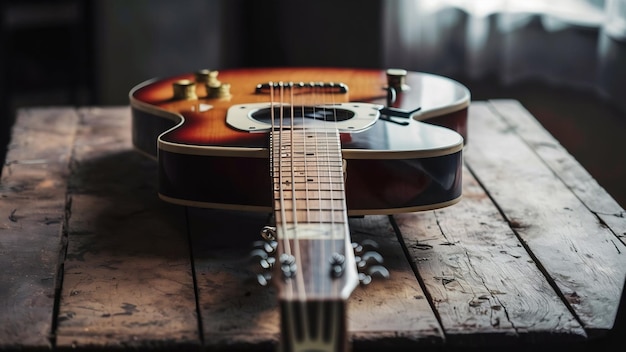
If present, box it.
[282,82,299,285]
[277,82,304,343]
[320,82,343,346]
[321,82,340,296]
[289,82,307,303]
[275,81,345,342]
[278,81,345,346]
[270,81,293,282]
[297,82,319,340]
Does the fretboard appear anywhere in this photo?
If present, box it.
[271,128,347,227]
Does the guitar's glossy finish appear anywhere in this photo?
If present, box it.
[130,68,469,215]
[130,67,469,352]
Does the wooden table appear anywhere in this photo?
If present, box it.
[1,100,625,351]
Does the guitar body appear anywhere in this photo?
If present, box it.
[131,67,469,352]
[130,68,469,215]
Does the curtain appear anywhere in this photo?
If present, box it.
[383,0,626,109]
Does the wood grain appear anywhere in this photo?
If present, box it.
[487,100,626,246]
[187,208,278,350]
[54,107,200,349]
[465,101,626,336]
[3,100,624,351]
[0,108,78,349]
[187,209,444,351]
[348,215,444,348]
[396,166,586,346]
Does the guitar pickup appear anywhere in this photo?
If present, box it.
[255,81,349,94]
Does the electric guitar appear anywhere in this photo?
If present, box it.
[129,67,469,352]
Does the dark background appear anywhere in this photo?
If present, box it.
[2,0,625,207]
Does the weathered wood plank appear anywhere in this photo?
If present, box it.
[487,99,626,246]
[0,108,78,348]
[187,208,278,350]
[464,101,626,336]
[348,215,444,349]
[4,101,623,351]
[188,209,443,350]
[396,166,586,346]
[55,107,200,349]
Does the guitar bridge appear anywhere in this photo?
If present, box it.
[255,81,349,94]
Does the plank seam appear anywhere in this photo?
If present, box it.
[49,195,72,349]
[464,158,588,334]
[388,214,447,341]
[185,206,206,347]
[49,109,81,349]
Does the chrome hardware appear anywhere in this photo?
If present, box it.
[260,226,277,241]
[386,68,410,91]
[250,248,269,261]
[260,256,276,270]
[255,81,348,94]
[250,238,278,286]
[381,68,419,126]
[252,239,277,254]
[257,272,272,287]
[352,239,380,257]
[279,253,297,279]
[352,240,390,285]
[329,252,346,278]
[358,265,390,285]
[356,250,384,269]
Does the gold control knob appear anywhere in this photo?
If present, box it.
[195,69,219,85]
[207,82,231,99]
[386,68,410,91]
[172,79,197,100]
[196,69,230,99]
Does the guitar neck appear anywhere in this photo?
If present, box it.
[271,127,358,352]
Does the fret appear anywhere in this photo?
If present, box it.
[277,147,342,154]
[276,142,341,149]
[272,152,343,159]
[272,179,345,190]
[289,145,341,151]
[273,198,345,211]
[273,150,342,157]
[273,171,345,179]
[272,162,344,170]
[272,162,344,172]
[275,209,347,224]
[275,223,349,240]
[276,157,342,164]
[272,126,348,231]
[273,190,345,203]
